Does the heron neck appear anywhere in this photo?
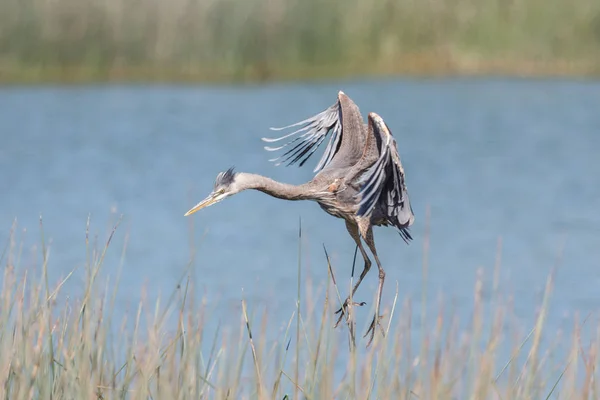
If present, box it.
[239,173,314,201]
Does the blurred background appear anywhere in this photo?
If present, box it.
[1,0,600,82]
[1,0,600,352]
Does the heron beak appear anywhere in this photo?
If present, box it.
[184,192,226,216]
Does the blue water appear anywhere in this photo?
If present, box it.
[1,78,600,378]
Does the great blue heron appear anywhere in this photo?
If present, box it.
[185,91,414,344]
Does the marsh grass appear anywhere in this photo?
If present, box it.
[0,216,599,399]
[1,0,600,83]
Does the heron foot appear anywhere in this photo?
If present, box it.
[364,313,386,347]
[334,298,367,328]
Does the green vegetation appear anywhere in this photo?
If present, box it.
[1,0,600,83]
[0,217,598,399]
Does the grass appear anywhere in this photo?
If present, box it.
[1,0,600,84]
[0,216,598,399]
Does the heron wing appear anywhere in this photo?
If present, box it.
[262,91,365,174]
[357,113,414,242]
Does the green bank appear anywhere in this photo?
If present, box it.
[1,0,600,82]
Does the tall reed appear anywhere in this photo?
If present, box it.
[0,217,598,399]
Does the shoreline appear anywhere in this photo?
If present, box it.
[1,56,598,85]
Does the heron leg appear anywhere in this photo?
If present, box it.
[334,221,371,328]
[363,227,386,346]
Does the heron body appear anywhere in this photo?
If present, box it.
[185,91,414,345]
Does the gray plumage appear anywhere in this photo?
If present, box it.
[214,167,236,189]
[185,91,414,345]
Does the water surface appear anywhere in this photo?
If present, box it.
[1,78,599,355]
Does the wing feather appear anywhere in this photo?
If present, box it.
[262,96,343,173]
[357,113,414,242]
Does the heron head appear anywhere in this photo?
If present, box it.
[184,167,238,216]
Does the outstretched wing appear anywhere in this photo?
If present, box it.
[262,91,364,174]
[357,113,414,242]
